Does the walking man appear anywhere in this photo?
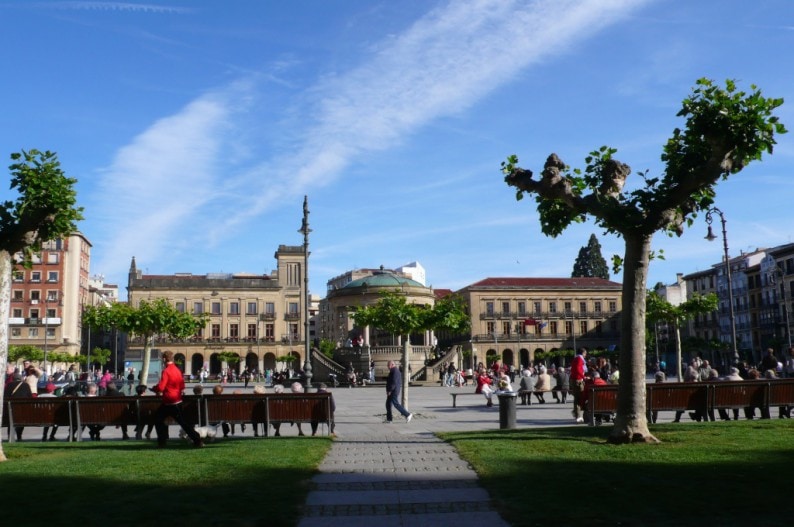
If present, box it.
[153,350,204,448]
[570,347,588,423]
[385,360,413,423]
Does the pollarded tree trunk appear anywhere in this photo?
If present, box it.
[609,233,659,444]
[0,250,14,461]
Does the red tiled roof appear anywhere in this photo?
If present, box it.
[434,288,454,299]
[465,277,621,289]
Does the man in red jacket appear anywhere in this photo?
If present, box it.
[570,347,588,423]
[153,350,203,448]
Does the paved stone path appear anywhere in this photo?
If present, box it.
[298,431,509,527]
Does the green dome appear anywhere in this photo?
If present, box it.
[343,271,424,290]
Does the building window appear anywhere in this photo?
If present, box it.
[517,301,526,315]
[47,252,59,264]
[175,302,185,313]
[501,301,510,315]
[30,309,39,320]
[594,301,602,313]
[247,302,257,315]
[266,302,275,314]
[486,321,495,335]
[229,302,240,315]
[194,327,204,339]
[486,302,494,315]
[211,324,221,339]
[564,301,572,313]
[265,324,275,341]
[47,271,58,282]
[11,328,21,337]
[47,291,58,302]
[579,320,588,334]
[549,321,558,335]
[548,302,557,314]
[595,321,603,334]
[13,290,23,301]
[46,327,55,338]
[29,328,39,338]
[229,324,239,340]
[211,302,221,315]
[289,323,299,340]
[288,302,299,314]
[12,271,23,282]
[533,302,541,314]
[193,302,203,314]
[502,321,510,335]
[565,320,573,335]
[12,308,22,318]
[247,323,257,339]
[609,301,617,313]
[46,308,56,318]
[30,290,41,302]
[579,301,587,314]
[30,271,41,283]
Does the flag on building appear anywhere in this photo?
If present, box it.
[539,321,548,329]
[523,318,537,326]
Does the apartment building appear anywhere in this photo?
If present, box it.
[8,233,91,364]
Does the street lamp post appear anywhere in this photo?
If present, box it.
[298,196,313,389]
[705,207,739,364]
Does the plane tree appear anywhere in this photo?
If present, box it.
[353,291,469,408]
[646,291,718,382]
[0,149,83,461]
[502,79,785,443]
[84,299,206,387]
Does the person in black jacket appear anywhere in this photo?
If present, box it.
[385,361,413,423]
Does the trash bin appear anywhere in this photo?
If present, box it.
[497,391,518,429]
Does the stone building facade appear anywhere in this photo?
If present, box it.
[457,277,623,368]
[126,245,308,377]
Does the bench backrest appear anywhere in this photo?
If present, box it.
[204,395,268,425]
[711,381,767,409]
[647,383,708,412]
[267,394,331,423]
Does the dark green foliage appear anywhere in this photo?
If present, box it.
[571,233,609,279]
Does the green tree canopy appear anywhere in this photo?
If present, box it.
[84,299,206,386]
[503,78,785,444]
[572,233,610,279]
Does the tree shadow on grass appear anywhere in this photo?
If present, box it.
[443,424,794,527]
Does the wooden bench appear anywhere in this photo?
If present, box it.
[4,398,74,443]
[267,393,333,436]
[768,379,794,410]
[646,383,709,420]
[710,381,768,419]
[203,394,268,436]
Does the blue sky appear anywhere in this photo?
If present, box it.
[2,0,793,298]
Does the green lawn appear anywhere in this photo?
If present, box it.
[441,420,794,527]
[0,437,331,526]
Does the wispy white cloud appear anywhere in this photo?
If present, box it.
[90,90,238,276]
[204,0,652,237]
[90,0,652,278]
[23,2,193,14]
